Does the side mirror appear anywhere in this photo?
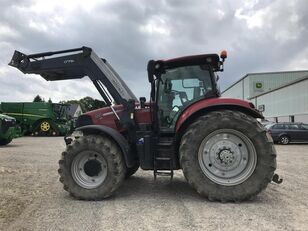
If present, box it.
[140,97,146,108]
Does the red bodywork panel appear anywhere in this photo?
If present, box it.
[84,104,152,131]
[175,97,259,131]
[83,98,259,133]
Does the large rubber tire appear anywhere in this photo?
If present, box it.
[180,110,276,202]
[125,163,139,179]
[58,135,125,200]
[0,138,12,146]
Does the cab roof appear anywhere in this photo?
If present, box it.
[159,54,221,71]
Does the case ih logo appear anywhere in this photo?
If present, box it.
[64,59,75,64]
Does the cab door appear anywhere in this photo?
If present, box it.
[157,65,213,131]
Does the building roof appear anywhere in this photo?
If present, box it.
[221,70,308,94]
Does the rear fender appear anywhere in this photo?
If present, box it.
[75,125,136,168]
[175,98,263,136]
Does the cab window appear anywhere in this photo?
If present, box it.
[157,65,213,129]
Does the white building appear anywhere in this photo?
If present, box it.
[222,70,308,123]
[67,104,83,118]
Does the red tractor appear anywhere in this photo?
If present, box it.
[9,47,278,202]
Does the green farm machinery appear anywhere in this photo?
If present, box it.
[0,102,71,136]
[0,114,18,145]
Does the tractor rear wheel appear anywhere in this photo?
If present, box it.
[58,135,125,200]
[180,110,276,202]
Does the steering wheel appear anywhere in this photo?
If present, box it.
[165,105,181,127]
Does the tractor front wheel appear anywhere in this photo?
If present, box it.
[180,110,276,202]
[58,135,125,200]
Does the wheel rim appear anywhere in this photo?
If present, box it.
[198,129,257,186]
[71,151,108,189]
[280,136,289,144]
[40,121,50,131]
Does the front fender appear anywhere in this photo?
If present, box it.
[75,125,136,168]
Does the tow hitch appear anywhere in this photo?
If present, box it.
[272,173,283,184]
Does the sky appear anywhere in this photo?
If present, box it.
[0,0,307,103]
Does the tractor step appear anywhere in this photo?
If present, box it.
[154,138,174,181]
[154,169,174,180]
[155,157,171,161]
[153,155,174,180]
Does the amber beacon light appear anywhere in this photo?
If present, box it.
[220,50,227,61]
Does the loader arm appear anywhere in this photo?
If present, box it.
[9,46,137,106]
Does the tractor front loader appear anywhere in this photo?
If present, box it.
[9,47,279,202]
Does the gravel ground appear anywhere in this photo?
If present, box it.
[0,137,307,231]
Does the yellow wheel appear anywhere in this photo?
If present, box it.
[40,121,51,132]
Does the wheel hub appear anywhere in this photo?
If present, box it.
[217,148,235,165]
[71,151,107,189]
[84,159,102,177]
[40,122,50,131]
[281,137,289,144]
[198,129,257,186]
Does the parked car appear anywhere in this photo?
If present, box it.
[266,122,308,144]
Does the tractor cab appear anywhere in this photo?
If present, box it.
[147,52,227,131]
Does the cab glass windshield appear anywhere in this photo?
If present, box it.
[158,65,213,129]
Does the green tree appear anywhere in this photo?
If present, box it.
[33,95,44,102]
[63,97,106,113]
